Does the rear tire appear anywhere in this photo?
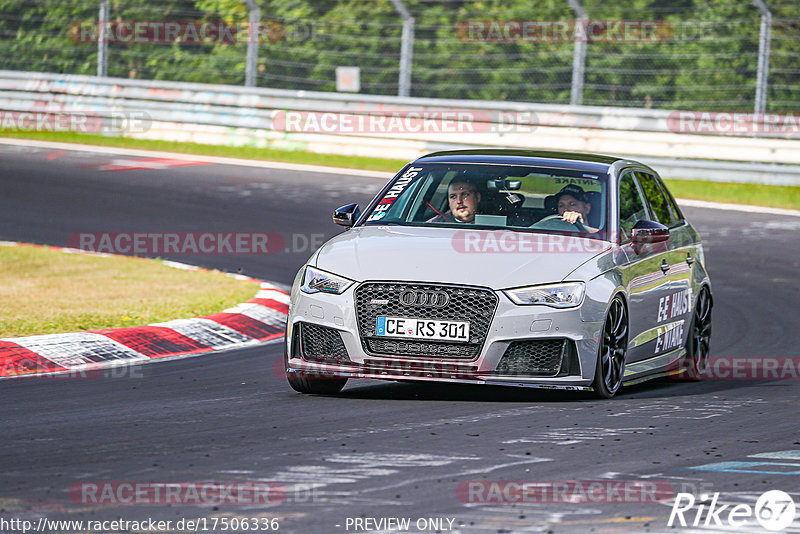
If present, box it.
[682,287,712,380]
[592,296,628,399]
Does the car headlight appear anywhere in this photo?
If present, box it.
[300,266,354,295]
[504,282,585,308]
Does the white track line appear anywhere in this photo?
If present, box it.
[0,137,394,179]
[3,137,798,217]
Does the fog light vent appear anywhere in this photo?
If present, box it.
[495,339,567,376]
[299,323,350,363]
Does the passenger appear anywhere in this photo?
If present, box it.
[554,184,598,232]
[428,180,482,223]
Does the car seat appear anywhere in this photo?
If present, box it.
[585,191,602,228]
[544,194,558,214]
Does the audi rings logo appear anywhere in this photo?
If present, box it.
[400,289,450,308]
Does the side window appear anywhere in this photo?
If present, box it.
[618,172,647,239]
[636,172,677,226]
[656,175,684,223]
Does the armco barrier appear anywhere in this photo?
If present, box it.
[1,70,799,185]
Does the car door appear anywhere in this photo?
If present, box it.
[634,171,694,361]
[616,170,675,364]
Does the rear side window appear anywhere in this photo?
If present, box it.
[618,172,647,239]
[636,172,677,226]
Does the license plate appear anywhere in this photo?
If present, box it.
[375,316,470,342]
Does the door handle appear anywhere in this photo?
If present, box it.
[660,260,670,274]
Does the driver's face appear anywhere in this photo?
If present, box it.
[557,195,590,217]
[448,182,480,223]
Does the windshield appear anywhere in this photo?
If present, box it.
[363,163,608,237]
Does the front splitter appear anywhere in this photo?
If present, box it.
[287,362,594,391]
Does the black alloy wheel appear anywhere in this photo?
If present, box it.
[593,296,628,398]
[684,287,712,380]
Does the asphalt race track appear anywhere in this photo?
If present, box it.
[1,142,799,533]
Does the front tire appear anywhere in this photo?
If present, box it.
[287,371,348,395]
[284,341,348,394]
[592,296,628,398]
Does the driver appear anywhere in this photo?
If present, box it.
[554,184,598,233]
[428,180,481,223]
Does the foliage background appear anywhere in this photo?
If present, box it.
[1,0,798,111]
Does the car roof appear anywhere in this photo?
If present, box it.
[414,149,628,175]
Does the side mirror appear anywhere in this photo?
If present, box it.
[631,219,669,254]
[333,203,361,228]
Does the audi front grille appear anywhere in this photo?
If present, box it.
[354,282,498,360]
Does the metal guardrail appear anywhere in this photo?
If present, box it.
[1,70,798,185]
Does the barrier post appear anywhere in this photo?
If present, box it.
[97,0,109,78]
[567,0,587,106]
[244,0,261,87]
[390,0,414,97]
[752,0,772,114]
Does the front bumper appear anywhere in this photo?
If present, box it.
[286,282,603,390]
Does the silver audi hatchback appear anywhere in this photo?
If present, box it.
[284,150,712,398]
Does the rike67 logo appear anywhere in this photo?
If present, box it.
[669,490,797,531]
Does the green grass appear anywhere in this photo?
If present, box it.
[0,244,259,337]
[2,130,799,210]
[664,179,800,210]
